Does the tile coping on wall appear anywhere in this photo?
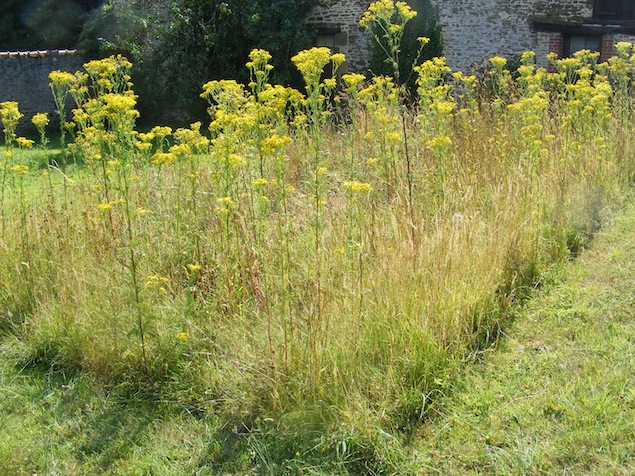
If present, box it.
[0,50,80,59]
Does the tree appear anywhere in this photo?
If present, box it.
[83,0,318,123]
[0,0,102,50]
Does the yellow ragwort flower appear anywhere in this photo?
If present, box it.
[343,180,373,193]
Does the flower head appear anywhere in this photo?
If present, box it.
[343,180,373,193]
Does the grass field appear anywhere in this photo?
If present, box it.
[2,2,635,472]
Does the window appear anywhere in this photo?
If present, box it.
[593,0,635,21]
[315,28,347,54]
[564,35,602,57]
[316,33,336,49]
[314,28,348,74]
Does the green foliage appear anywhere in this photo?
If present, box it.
[0,1,36,50]
[0,0,102,50]
[84,0,319,123]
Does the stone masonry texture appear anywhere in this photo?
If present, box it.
[0,50,85,132]
[304,0,621,72]
[305,0,372,72]
[435,0,593,70]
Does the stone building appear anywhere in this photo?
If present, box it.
[305,0,372,72]
[306,0,635,72]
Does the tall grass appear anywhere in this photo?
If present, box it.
[1,5,635,470]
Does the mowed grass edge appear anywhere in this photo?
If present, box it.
[414,191,635,475]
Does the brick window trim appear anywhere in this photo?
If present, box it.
[600,34,615,62]
[548,33,564,72]
[547,32,615,71]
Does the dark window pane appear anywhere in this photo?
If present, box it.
[565,35,602,57]
[593,0,635,20]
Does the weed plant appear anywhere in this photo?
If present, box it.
[1,1,635,471]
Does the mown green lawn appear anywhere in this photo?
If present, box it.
[415,193,635,475]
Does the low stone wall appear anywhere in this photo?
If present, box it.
[0,50,85,132]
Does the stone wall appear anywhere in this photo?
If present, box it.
[305,0,607,73]
[434,0,593,70]
[613,33,635,49]
[0,50,85,132]
[305,0,372,72]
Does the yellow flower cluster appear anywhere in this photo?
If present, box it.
[385,131,401,142]
[187,263,202,273]
[489,56,507,70]
[31,113,49,130]
[247,48,275,93]
[201,80,248,112]
[151,151,177,165]
[0,101,23,145]
[261,133,291,155]
[291,47,334,91]
[83,55,133,94]
[9,164,29,175]
[342,73,366,93]
[145,275,169,293]
[97,198,124,211]
[151,126,172,139]
[359,75,399,106]
[172,122,210,156]
[15,137,34,149]
[246,49,273,72]
[415,57,456,127]
[215,196,236,215]
[176,332,188,341]
[343,180,373,193]
[48,71,76,89]
[359,0,416,28]
[425,135,452,149]
[251,178,269,188]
